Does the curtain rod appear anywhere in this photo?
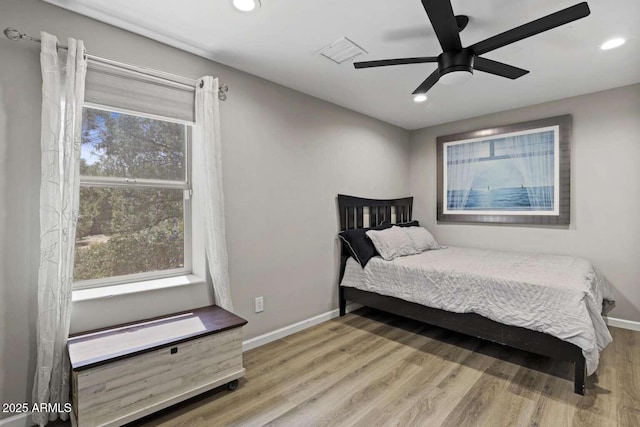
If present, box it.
[3,27,229,101]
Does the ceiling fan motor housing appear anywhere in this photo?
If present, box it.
[438,48,474,77]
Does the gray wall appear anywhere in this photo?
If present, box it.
[409,84,640,322]
[2,0,638,419]
[0,0,410,415]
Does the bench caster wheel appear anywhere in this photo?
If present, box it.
[227,379,239,391]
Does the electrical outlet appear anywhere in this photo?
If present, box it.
[255,296,264,313]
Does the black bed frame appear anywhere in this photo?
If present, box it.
[337,194,610,395]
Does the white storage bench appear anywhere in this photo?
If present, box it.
[67,305,247,427]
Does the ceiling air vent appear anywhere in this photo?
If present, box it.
[316,37,367,64]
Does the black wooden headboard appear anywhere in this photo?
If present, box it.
[337,195,413,284]
[337,194,414,231]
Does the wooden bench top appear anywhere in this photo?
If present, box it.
[68,305,247,371]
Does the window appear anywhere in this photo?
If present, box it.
[74,107,192,288]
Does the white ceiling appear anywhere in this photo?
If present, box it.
[44,0,640,130]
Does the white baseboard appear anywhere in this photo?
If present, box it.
[240,309,639,353]
[242,303,362,352]
[605,316,640,332]
[0,413,31,427]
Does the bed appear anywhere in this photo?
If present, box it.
[337,194,614,395]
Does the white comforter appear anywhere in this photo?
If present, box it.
[341,246,614,375]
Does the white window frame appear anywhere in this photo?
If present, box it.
[73,102,193,290]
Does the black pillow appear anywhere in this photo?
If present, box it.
[338,222,392,267]
[394,220,419,227]
[380,220,419,228]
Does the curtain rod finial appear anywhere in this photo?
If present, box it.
[4,28,22,41]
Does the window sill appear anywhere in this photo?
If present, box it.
[72,274,206,302]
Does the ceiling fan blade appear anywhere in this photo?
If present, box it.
[421,0,462,51]
[412,69,440,95]
[354,57,438,69]
[473,57,529,79]
[470,2,590,56]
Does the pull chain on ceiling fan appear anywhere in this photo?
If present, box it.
[354,1,591,95]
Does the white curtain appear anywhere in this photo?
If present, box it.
[194,77,233,311]
[446,142,480,210]
[32,33,86,426]
[505,133,554,210]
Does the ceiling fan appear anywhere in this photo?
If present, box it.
[354,1,591,95]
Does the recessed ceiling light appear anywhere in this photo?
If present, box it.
[413,94,428,103]
[600,38,625,50]
[233,0,260,12]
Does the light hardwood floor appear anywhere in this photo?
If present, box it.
[134,308,639,427]
[57,308,639,427]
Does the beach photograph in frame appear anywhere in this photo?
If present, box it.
[436,115,571,225]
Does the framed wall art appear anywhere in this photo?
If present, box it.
[437,115,571,225]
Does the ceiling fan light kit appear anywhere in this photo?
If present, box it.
[436,48,474,85]
[354,1,591,98]
[439,70,472,86]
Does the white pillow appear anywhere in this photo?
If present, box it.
[366,225,440,261]
[404,226,439,251]
[366,226,417,260]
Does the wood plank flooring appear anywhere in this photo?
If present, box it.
[67,308,638,427]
